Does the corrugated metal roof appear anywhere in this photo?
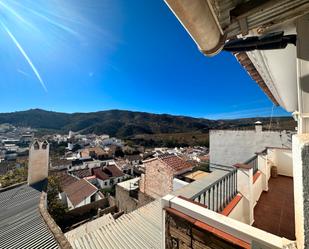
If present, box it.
[0,183,60,249]
[66,200,162,249]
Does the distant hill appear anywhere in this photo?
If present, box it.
[0,109,296,147]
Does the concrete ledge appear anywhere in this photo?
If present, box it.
[39,192,72,249]
[0,181,27,192]
[253,171,261,184]
[220,194,243,216]
[234,163,252,170]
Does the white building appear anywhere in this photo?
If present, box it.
[62,179,103,210]
[63,2,309,249]
[210,122,293,166]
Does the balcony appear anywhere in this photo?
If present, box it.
[161,147,296,248]
[253,175,294,240]
[251,148,295,240]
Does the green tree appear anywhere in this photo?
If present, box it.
[0,166,27,188]
[47,176,67,224]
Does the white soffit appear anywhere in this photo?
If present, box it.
[246,25,297,112]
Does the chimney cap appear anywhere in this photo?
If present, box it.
[255,121,262,125]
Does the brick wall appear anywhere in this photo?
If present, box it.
[144,159,173,198]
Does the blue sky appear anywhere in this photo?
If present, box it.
[0,0,290,119]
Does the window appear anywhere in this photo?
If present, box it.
[42,141,48,150]
[105,181,107,186]
[33,141,40,150]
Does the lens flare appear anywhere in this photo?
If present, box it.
[0,0,116,91]
[0,21,48,92]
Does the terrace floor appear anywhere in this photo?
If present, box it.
[253,175,295,240]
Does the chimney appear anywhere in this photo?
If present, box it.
[28,140,49,185]
[255,121,262,132]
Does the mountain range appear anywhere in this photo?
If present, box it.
[0,109,296,147]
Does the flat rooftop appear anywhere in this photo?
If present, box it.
[253,176,295,240]
[184,170,210,181]
[117,177,140,190]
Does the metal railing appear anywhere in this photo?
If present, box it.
[244,155,258,174]
[190,168,238,213]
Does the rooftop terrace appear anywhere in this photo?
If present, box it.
[253,175,295,240]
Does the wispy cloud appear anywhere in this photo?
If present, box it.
[17,69,32,78]
[0,1,35,29]
[9,0,79,37]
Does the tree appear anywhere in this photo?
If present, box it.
[47,176,67,224]
[0,166,27,188]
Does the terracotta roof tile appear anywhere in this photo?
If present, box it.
[92,165,125,181]
[104,165,124,178]
[64,179,98,207]
[51,170,78,190]
[159,154,193,173]
[71,168,92,179]
[93,167,109,181]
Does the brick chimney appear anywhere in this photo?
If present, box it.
[28,140,49,185]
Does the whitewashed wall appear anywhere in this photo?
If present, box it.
[210,128,292,166]
[268,148,293,177]
[227,196,250,224]
[253,174,263,208]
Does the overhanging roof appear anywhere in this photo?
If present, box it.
[165,0,309,110]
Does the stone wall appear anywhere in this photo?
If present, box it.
[97,205,117,217]
[39,192,72,249]
[115,184,139,213]
[115,184,154,213]
[64,198,109,217]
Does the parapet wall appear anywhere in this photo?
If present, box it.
[210,129,292,166]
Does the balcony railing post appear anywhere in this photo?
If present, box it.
[208,189,210,208]
[189,168,238,213]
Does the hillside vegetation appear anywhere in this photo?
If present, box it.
[0,109,296,147]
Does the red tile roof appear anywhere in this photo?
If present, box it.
[69,165,124,182]
[50,170,78,190]
[71,168,92,179]
[63,179,98,207]
[92,167,109,181]
[104,165,125,178]
[159,154,193,173]
[92,165,125,181]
